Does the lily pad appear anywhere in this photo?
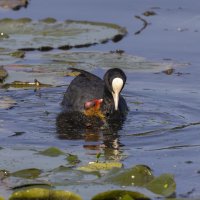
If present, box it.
[0,0,28,10]
[11,168,42,179]
[91,190,150,200]
[106,165,154,186]
[1,50,175,89]
[0,18,127,50]
[11,182,53,190]
[9,188,82,200]
[0,66,8,82]
[38,147,65,157]
[145,173,176,197]
[66,154,80,165]
[77,161,122,172]
[105,165,176,197]
[9,51,25,58]
[2,79,52,89]
[2,64,67,87]
[43,51,173,72]
[0,49,25,65]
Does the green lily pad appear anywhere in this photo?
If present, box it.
[11,182,53,190]
[91,190,150,200]
[66,154,80,165]
[1,50,174,89]
[77,161,122,172]
[9,51,25,58]
[38,147,65,157]
[145,173,176,197]
[0,49,25,65]
[2,79,52,89]
[9,188,82,200]
[2,64,67,87]
[0,18,127,50]
[106,165,154,186]
[43,51,173,72]
[11,168,42,179]
[51,190,82,200]
[51,165,72,173]
[0,66,8,82]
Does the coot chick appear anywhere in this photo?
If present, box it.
[62,68,128,120]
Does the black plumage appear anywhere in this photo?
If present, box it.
[61,68,128,118]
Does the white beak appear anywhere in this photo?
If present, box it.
[111,78,123,110]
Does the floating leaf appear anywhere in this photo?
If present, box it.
[0,66,8,82]
[2,64,66,87]
[38,147,65,157]
[120,194,133,200]
[11,168,42,179]
[9,51,25,58]
[2,79,52,89]
[39,18,57,24]
[66,154,80,165]
[11,182,53,190]
[52,165,72,173]
[9,188,82,200]
[106,165,154,186]
[9,132,25,137]
[143,11,157,16]
[1,51,175,89]
[44,51,173,72]
[9,188,48,200]
[0,18,127,50]
[51,190,82,200]
[0,49,25,65]
[77,161,122,172]
[91,190,150,200]
[145,173,176,197]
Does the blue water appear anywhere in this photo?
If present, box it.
[0,0,200,199]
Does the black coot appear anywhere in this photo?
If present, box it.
[61,68,128,119]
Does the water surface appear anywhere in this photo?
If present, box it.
[0,0,200,199]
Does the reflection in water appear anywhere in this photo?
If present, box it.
[56,111,125,158]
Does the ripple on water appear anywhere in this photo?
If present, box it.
[0,70,200,199]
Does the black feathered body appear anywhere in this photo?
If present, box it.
[62,68,128,118]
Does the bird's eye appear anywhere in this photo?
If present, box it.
[106,112,110,117]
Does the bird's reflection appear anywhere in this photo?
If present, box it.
[56,111,125,158]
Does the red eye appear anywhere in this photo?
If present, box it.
[84,100,95,109]
[84,99,103,110]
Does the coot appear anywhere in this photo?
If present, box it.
[62,68,128,119]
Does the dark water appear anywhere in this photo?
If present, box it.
[0,0,200,199]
